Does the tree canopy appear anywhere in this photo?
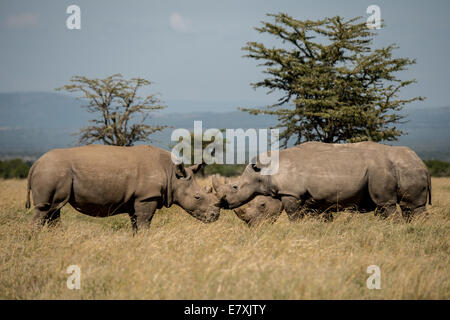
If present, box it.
[57,74,167,146]
[241,13,424,146]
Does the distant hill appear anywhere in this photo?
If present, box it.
[0,92,449,161]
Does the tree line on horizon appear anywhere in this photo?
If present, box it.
[2,158,450,179]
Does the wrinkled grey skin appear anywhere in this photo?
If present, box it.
[214,142,431,221]
[233,196,336,227]
[26,145,221,232]
[234,195,283,227]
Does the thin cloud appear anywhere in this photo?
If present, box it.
[169,12,193,33]
[5,13,39,29]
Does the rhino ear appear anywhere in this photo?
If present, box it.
[245,163,261,174]
[188,163,205,174]
[175,163,188,179]
[211,174,223,192]
[252,163,261,172]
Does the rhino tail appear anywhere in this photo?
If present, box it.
[26,161,36,210]
[427,171,432,206]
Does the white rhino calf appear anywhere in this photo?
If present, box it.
[234,195,336,227]
[26,145,221,232]
[233,195,283,227]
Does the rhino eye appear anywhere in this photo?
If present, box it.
[232,184,239,191]
[194,195,201,200]
[259,203,266,208]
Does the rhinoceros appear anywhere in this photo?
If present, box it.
[26,145,221,232]
[230,142,432,225]
[214,142,431,222]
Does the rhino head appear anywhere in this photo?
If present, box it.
[234,195,283,227]
[172,163,221,223]
[212,164,270,209]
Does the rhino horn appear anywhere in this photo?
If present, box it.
[211,174,223,192]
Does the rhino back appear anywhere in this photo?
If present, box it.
[271,143,388,202]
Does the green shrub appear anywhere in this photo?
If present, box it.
[205,160,450,178]
[424,160,450,177]
[204,164,246,177]
[0,159,31,179]
[0,157,448,179]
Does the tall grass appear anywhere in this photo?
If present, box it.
[0,178,448,299]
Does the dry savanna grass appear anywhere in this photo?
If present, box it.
[0,177,449,299]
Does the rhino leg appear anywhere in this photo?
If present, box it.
[321,210,334,222]
[32,205,62,228]
[130,200,158,233]
[398,184,429,222]
[46,209,61,226]
[30,168,72,228]
[375,204,397,219]
[367,168,398,219]
[401,205,428,222]
[31,187,70,228]
[411,205,429,218]
[399,205,412,222]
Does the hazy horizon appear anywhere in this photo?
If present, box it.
[1,1,449,112]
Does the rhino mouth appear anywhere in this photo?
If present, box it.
[187,207,220,223]
[199,211,220,223]
[220,198,230,209]
[205,212,220,223]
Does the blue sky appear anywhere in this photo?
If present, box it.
[0,0,449,111]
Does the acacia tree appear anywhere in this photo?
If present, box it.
[57,74,167,146]
[241,14,424,146]
[170,130,227,177]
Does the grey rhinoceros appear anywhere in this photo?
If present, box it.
[214,142,431,223]
[26,145,221,232]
